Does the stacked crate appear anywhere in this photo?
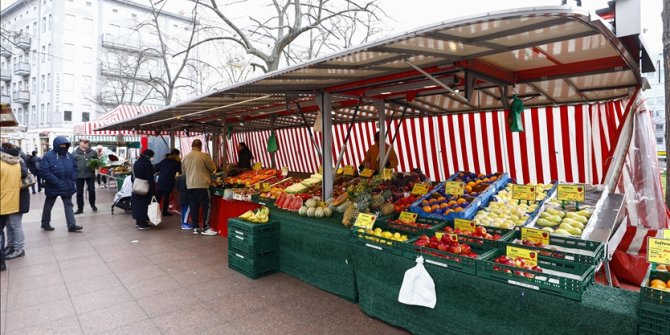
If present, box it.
[227,218,279,279]
[639,264,670,335]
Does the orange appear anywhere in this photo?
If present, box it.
[431,204,440,211]
[437,196,446,202]
[421,200,429,206]
[454,207,463,213]
[448,200,457,206]
[429,198,438,204]
[457,198,467,204]
[422,206,432,213]
[490,176,498,181]
[467,182,476,187]
[650,279,667,289]
[440,203,448,209]
[483,178,490,183]
[465,185,473,193]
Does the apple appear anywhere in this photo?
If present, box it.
[437,243,449,252]
[460,244,472,254]
[475,226,487,236]
[449,245,462,254]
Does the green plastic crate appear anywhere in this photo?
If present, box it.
[476,249,596,301]
[639,302,670,335]
[228,261,277,279]
[403,237,498,275]
[228,246,278,279]
[501,231,605,265]
[641,265,670,314]
[228,218,279,243]
[350,227,413,256]
[377,214,447,236]
[441,221,515,249]
[228,235,279,255]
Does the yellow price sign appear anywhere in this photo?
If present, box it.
[411,183,430,195]
[354,213,377,230]
[252,162,262,171]
[435,232,444,240]
[647,237,670,265]
[506,246,538,267]
[360,168,375,178]
[454,218,476,234]
[663,229,670,239]
[521,227,550,246]
[512,184,537,202]
[444,181,465,196]
[398,211,417,223]
[383,168,393,181]
[557,184,585,202]
[343,165,356,176]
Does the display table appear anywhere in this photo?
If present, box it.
[269,206,358,302]
[210,196,261,236]
[350,244,639,335]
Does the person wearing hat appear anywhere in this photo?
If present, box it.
[39,136,82,232]
[73,138,98,214]
[181,139,217,236]
[153,148,181,217]
[131,149,156,230]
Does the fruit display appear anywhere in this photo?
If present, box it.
[411,189,473,218]
[413,234,479,259]
[257,178,303,199]
[472,183,554,229]
[492,255,543,279]
[657,264,669,272]
[450,171,505,196]
[284,173,323,194]
[226,169,279,186]
[648,277,670,292]
[532,199,593,237]
[355,227,409,244]
[238,206,270,223]
[111,166,131,174]
[393,195,418,213]
[298,198,334,218]
[274,193,303,211]
[444,225,503,244]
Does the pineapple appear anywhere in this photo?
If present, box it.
[381,190,393,202]
[380,203,395,216]
[356,193,372,212]
[342,204,359,227]
[370,194,385,210]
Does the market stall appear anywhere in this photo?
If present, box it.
[99,5,668,335]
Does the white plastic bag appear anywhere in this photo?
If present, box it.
[147,196,162,226]
[398,256,436,309]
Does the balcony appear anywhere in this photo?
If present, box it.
[101,34,160,55]
[13,34,31,50]
[13,62,30,77]
[12,90,30,104]
[0,94,10,104]
[0,44,10,58]
[0,69,10,82]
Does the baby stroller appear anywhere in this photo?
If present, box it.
[112,175,133,214]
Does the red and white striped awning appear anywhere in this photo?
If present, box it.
[74,105,158,135]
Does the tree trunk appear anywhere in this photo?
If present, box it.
[664,0,670,208]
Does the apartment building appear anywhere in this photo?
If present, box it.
[642,51,667,157]
[0,0,196,153]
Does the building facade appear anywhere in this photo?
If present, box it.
[0,0,196,154]
[641,51,667,157]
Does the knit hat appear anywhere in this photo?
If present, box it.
[141,149,155,158]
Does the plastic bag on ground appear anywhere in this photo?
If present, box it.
[148,196,162,226]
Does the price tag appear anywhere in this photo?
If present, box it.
[261,182,271,193]
[398,211,417,223]
[252,162,262,171]
[343,165,355,176]
[506,246,538,267]
[354,213,377,230]
[663,229,670,239]
[435,232,444,240]
[233,193,243,201]
[383,168,393,181]
[444,181,465,196]
[447,233,459,242]
[454,218,476,234]
[411,183,430,195]
[647,237,670,265]
[512,184,537,201]
[360,168,375,178]
[521,227,550,246]
[281,167,289,177]
[557,184,585,202]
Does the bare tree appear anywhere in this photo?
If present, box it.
[664,0,669,208]
[181,0,384,72]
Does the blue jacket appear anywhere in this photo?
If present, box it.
[39,136,77,197]
[154,156,181,192]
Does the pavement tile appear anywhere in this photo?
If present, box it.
[66,273,124,297]
[125,274,183,300]
[100,319,162,335]
[114,264,166,286]
[137,289,203,318]
[71,285,134,314]
[6,282,70,311]
[77,301,148,335]
[61,263,113,283]
[4,297,76,332]
[152,302,224,335]
[5,315,83,335]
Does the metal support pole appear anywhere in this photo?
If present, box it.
[382,106,408,170]
[377,100,386,170]
[334,97,363,171]
[221,121,228,178]
[295,101,323,158]
[317,91,333,200]
[270,114,277,169]
[405,60,479,110]
[212,130,220,167]
[169,125,175,150]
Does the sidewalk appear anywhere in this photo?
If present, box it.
[0,189,409,335]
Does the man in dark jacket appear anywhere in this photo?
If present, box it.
[153,149,181,216]
[39,136,83,232]
[26,151,41,193]
[237,142,253,169]
[73,138,98,213]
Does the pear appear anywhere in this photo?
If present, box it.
[559,222,575,231]
[537,218,560,227]
[565,213,588,224]
[567,227,582,236]
[541,227,554,233]
[562,218,585,230]
[553,229,570,236]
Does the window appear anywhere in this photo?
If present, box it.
[81,46,92,62]
[658,137,664,145]
[31,50,36,63]
[656,124,663,131]
[46,103,50,122]
[47,73,51,91]
[17,107,22,124]
[12,83,16,93]
[32,76,36,92]
[31,105,35,125]
[82,75,92,91]
[65,14,75,30]
[41,46,45,62]
[63,73,74,91]
[42,16,46,30]
[48,14,52,30]
[40,75,45,92]
[83,18,93,32]
[64,43,74,60]
[40,104,44,124]
[47,43,51,60]
[82,111,90,122]
[25,25,29,35]
[112,8,118,13]
[42,104,47,124]
[33,21,36,35]
[64,110,72,122]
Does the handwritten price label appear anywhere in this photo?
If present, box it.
[647,237,670,265]
[398,211,417,223]
[354,213,377,230]
[343,165,355,176]
[454,218,476,234]
[444,181,465,196]
[252,162,262,171]
[512,184,537,201]
[521,227,550,246]
[360,168,375,178]
[411,183,430,195]
[557,184,585,202]
[506,246,538,267]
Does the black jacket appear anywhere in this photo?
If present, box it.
[154,156,181,192]
[132,156,156,195]
[237,147,253,169]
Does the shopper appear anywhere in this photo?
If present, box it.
[95,145,110,188]
[39,136,83,232]
[0,143,22,271]
[131,149,156,230]
[175,174,191,230]
[1,144,29,260]
[73,138,98,214]
[361,131,399,173]
[237,142,253,169]
[181,139,217,236]
[154,149,181,217]
[26,151,41,193]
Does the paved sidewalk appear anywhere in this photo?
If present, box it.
[0,189,409,335]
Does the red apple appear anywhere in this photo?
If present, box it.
[437,243,448,252]
[449,245,462,254]
[444,226,454,233]
[460,244,472,254]
[475,226,487,236]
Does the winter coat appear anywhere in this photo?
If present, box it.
[18,158,30,214]
[154,156,181,192]
[181,149,216,189]
[131,156,156,223]
[39,136,77,197]
[0,151,21,215]
[27,155,40,175]
[73,147,97,179]
[237,147,253,169]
